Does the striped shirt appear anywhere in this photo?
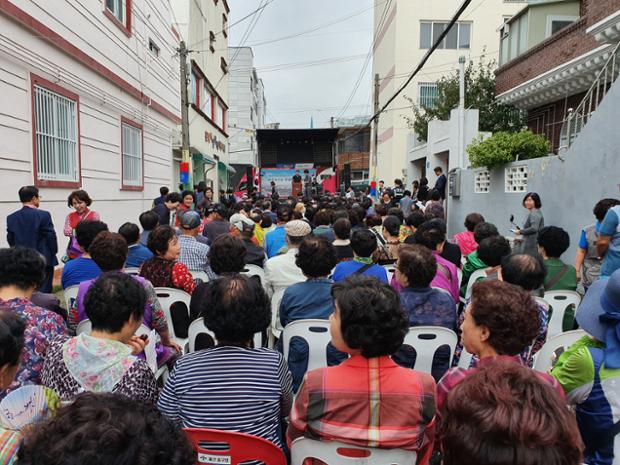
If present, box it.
[158,345,293,448]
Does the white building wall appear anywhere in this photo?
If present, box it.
[228,47,267,167]
[372,0,526,185]
[0,0,180,250]
[171,0,230,192]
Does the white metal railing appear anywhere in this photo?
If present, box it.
[561,41,620,150]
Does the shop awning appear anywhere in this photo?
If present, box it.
[192,151,216,165]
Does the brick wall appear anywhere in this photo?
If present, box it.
[495,0,620,94]
[336,152,369,170]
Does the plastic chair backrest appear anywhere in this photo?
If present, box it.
[543,290,582,339]
[456,267,463,288]
[282,319,332,371]
[190,270,210,283]
[154,287,191,346]
[464,268,491,300]
[291,437,417,465]
[184,428,286,465]
[124,267,141,276]
[457,346,475,369]
[188,317,217,352]
[242,264,267,289]
[270,287,286,339]
[76,319,150,338]
[75,319,92,335]
[402,326,458,374]
[533,329,587,373]
[383,264,396,283]
[63,285,79,309]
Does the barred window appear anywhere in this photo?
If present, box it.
[33,84,80,185]
[505,165,528,193]
[121,120,143,189]
[418,82,439,108]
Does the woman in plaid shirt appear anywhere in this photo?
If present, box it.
[287,276,437,464]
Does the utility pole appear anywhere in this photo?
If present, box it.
[371,73,380,197]
[179,40,193,190]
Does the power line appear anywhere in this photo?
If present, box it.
[242,1,384,48]
[335,0,393,120]
[229,53,368,74]
[342,0,473,142]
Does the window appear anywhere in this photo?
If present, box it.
[190,70,200,106]
[420,21,471,49]
[105,0,131,36]
[32,76,81,187]
[546,15,579,37]
[418,82,438,108]
[222,14,228,37]
[219,103,226,131]
[210,31,216,53]
[221,57,228,74]
[505,165,528,193]
[121,118,143,189]
[148,39,159,57]
[500,14,529,65]
[474,169,490,193]
[202,82,213,117]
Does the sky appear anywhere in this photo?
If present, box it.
[228,0,374,128]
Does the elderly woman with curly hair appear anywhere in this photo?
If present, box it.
[17,392,195,465]
[287,276,437,462]
[439,361,583,465]
[436,279,564,411]
[158,275,293,450]
[42,272,156,403]
[139,225,195,294]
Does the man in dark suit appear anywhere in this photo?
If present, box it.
[6,186,58,293]
[433,166,448,200]
[153,192,182,226]
[152,186,169,209]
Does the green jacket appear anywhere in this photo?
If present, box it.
[544,258,578,292]
[460,251,487,297]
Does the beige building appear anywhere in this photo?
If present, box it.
[371,0,526,186]
[171,0,232,192]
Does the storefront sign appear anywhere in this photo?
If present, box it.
[205,131,226,152]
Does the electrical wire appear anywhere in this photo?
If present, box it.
[341,0,473,142]
[335,0,393,120]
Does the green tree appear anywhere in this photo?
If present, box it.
[403,57,526,142]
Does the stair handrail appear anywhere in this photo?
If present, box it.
[563,40,620,149]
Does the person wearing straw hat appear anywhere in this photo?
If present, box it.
[551,269,620,465]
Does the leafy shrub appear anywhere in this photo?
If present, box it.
[467,130,550,168]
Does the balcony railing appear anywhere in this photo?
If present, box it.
[560,40,620,151]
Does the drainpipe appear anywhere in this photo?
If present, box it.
[458,56,466,169]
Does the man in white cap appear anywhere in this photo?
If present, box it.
[264,220,310,296]
[178,210,216,278]
[229,213,266,268]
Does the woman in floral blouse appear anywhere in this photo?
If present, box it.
[42,272,156,403]
[139,226,195,294]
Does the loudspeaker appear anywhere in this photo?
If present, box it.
[246,166,253,193]
[342,163,351,190]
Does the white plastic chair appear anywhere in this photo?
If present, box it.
[282,319,333,371]
[76,319,150,338]
[533,329,587,373]
[402,326,458,374]
[383,264,396,283]
[154,287,191,348]
[124,267,141,276]
[63,285,79,309]
[242,264,267,290]
[190,270,210,283]
[187,317,217,352]
[270,287,287,341]
[543,290,582,339]
[291,437,416,465]
[456,267,463,288]
[457,346,475,369]
[464,268,491,300]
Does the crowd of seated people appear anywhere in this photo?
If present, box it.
[4,182,620,465]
